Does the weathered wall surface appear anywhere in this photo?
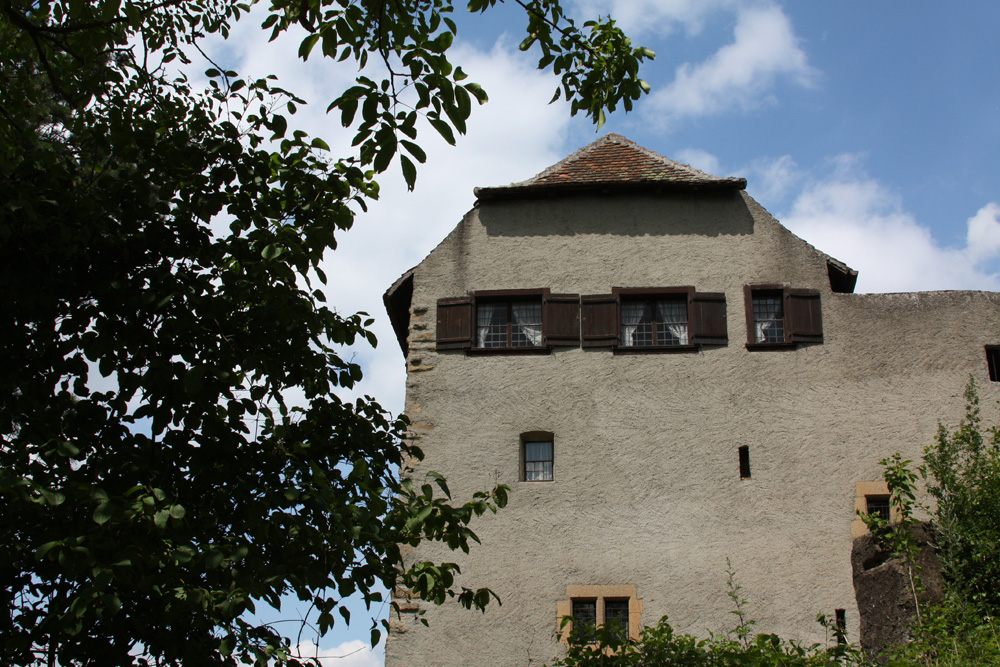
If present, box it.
[386,190,1000,667]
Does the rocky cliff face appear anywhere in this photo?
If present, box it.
[851,523,944,659]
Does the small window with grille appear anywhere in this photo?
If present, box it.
[476,299,542,348]
[524,440,553,481]
[620,297,689,347]
[866,495,891,522]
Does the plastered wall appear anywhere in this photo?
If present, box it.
[386,190,1000,666]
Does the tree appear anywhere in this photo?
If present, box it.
[0,0,652,665]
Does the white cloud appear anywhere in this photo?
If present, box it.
[289,640,383,667]
[571,0,738,37]
[647,4,815,125]
[745,154,800,205]
[674,148,722,176]
[965,202,1000,265]
[780,158,1000,293]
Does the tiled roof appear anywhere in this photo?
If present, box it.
[475,134,746,200]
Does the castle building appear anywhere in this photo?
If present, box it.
[381,134,1000,666]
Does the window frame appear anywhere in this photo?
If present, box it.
[743,284,823,349]
[579,287,727,352]
[557,585,642,643]
[474,291,546,351]
[521,431,554,482]
[436,289,581,353]
[614,286,697,353]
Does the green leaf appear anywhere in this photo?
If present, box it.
[93,503,114,525]
[169,504,186,519]
[400,155,417,190]
[298,34,321,60]
[428,118,456,145]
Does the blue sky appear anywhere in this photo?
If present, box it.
[204,2,1000,664]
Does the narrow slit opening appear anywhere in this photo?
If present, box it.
[738,445,751,479]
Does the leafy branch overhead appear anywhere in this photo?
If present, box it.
[0,0,647,666]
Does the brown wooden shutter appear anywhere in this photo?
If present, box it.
[543,294,580,346]
[580,294,619,347]
[436,297,473,350]
[786,289,823,342]
[689,291,728,345]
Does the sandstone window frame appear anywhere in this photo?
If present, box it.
[744,284,823,349]
[522,431,554,482]
[436,289,580,353]
[557,585,642,643]
[851,481,898,538]
[580,287,727,352]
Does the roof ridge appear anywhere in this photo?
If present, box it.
[475,134,746,200]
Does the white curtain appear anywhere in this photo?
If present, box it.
[620,302,646,346]
[754,298,783,343]
[477,303,505,347]
[656,301,688,345]
[511,302,542,346]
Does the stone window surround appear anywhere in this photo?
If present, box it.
[851,481,897,538]
[556,585,642,643]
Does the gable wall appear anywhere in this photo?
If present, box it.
[388,191,1000,667]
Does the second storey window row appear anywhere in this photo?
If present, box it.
[437,285,823,352]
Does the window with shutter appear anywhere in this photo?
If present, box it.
[580,287,727,352]
[437,289,581,353]
[744,285,823,348]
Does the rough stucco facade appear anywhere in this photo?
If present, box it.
[382,134,1000,666]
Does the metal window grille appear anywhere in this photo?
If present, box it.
[572,599,596,627]
[866,495,891,522]
[524,441,553,481]
[604,600,629,637]
[752,295,784,343]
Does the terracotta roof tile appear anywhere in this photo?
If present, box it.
[476,134,746,200]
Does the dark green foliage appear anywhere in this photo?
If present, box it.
[555,613,862,667]
[0,0,649,665]
[922,378,1000,615]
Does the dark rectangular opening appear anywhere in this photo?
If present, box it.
[738,445,751,479]
[835,608,846,644]
[988,347,1000,382]
[866,495,891,522]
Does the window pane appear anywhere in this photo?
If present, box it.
[572,599,596,628]
[477,303,508,348]
[604,600,629,636]
[525,441,553,481]
[511,301,542,347]
[752,295,784,343]
[655,299,689,345]
[621,302,653,347]
[866,495,891,522]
